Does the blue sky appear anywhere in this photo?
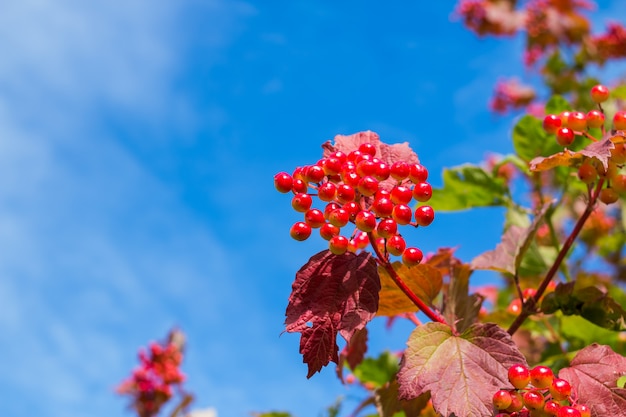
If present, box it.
[0,1,624,417]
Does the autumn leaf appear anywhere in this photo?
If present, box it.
[529,136,615,172]
[336,327,368,382]
[442,262,484,334]
[472,202,551,276]
[285,250,380,378]
[377,262,442,317]
[559,344,626,416]
[375,379,431,417]
[397,322,526,417]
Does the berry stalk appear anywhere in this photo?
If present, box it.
[507,178,605,335]
[368,231,446,325]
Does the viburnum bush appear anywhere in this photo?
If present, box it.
[266,80,626,417]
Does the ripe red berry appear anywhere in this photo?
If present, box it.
[392,204,413,225]
[358,142,377,156]
[611,143,626,164]
[508,364,531,389]
[492,390,513,410]
[292,178,308,193]
[274,172,294,193]
[613,110,626,130]
[390,161,410,180]
[557,406,582,417]
[356,160,377,177]
[590,84,610,103]
[322,157,342,176]
[385,235,406,256]
[355,210,377,232]
[613,174,626,193]
[568,111,587,132]
[599,187,619,205]
[402,247,423,266]
[358,176,379,197]
[530,365,554,389]
[574,404,590,417]
[324,202,341,219]
[412,182,433,202]
[586,109,605,128]
[414,205,435,226]
[306,165,326,183]
[317,182,337,201]
[373,197,394,218]
[341,170,360,188]
[556,127,575,147]
[373,162,390,181]
[290,222,312,241]
[376,218,398,238]
[343,201,360,220]
[329,235,349,255]
[559,110,572,127]
[292,193,313,212]
[544,400,561,415]
[319,223,340,240]
[549,378,572,401]
[577,162,597,184]
[336,184,356,203]
[390,185,413,205]
[304,209,325,228]
[352,231,369,250]
[506,391,524,413]
[328,208,350,227]
[543,114,562,134]
[409,163,428,183]
[523,390,545,410]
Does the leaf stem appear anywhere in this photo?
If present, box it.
[367,233,447,324]
[507,178,605,335]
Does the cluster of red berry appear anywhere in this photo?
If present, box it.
[117,340,186,417]
[492,364,590,417]
[274,142,434,266]
[542,84,626,205]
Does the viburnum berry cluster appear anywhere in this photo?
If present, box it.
[117,331,187,417]
[274,131,434,267]
[539,84,626,205]
[492,364,590,417]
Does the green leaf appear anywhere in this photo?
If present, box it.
[611,84,626,100]
[512,115,562,162]
[428,164,508,211]
[560,315,624,351]
[353,351,399,389]
[545,95,570,115]
[618,375,626,389]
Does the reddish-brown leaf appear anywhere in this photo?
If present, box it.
[397,322,526,417]
[285,250,380,378]
[529,136,614,172]
[442,262,484,334]
[377,262,443,317]
[558,344,626,416]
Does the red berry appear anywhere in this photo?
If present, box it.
[328,208,350,227]
[392,204,413,225]
[290,222,312,241]
[304,209,325,228]
[549,378,572,401]
[317,182,337,202]
[373,162,390,181]
[508,364,531,389]
[356,160,377,177]
[358,176,379,197]
[343,201,360,220]
[544,400,561,415]
[590,84,610,103]
[274,172,294,193]
[324,202,341,219]
[385,235,406,256]
[292,178,308,193]
[358,142,377,156]
[409,163,428,183]
[347,150,363,162]
[390,185,413,205]
[402,247,423,266]
[336,184,356,203]
[613,110,626,130]
[414,205,435,226]
[577,163,597,184]
[341,170,360,188]
[557,406,581,417]
[506,391,524,413]
[574,404,590,417]
[372,197,394,218]
[331,151,348,164]
[611,143,626,164]
[613,174,626,193]
[412,182,433,202]
[329,235,349,255]
[556,127,575,147]
[543,114,562,134]
[292,193,313,212]
[559,111,572,127]
[523,389,545,410]
[352,231,369,250]
[492,389,513,410]
[376,218,398,238]
[568,111,587,132]
[599,187,619,204]
[319,223,340,240]
[305,165,326,183]
[586,109,605,128]
[390,161,410,180]
[355,210,377,232]
[322,157,342,176]
[530,365,554,389]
